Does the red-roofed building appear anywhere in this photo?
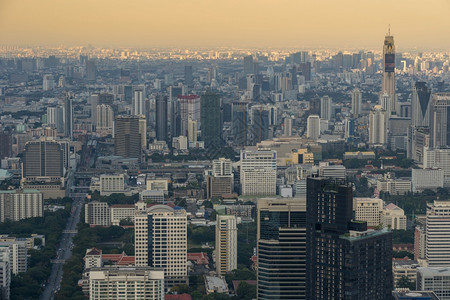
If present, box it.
[187,252,209,265]
[84,248,135,268]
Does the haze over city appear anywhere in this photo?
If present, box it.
[1,0,450,49]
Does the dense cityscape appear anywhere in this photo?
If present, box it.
[0,28,449,300]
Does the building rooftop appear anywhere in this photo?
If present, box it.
[417,267,450,276]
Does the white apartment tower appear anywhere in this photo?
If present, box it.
[135,205,187,290]
[96,104,114,134]
[239,150,277,196]
[306,115,320,140]
[0,246,10,300]
[426,201,450,267]
[215,215,237,275]
[369,105,387,146]
[320,96,333,121]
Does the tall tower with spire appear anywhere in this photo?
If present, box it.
[382,26,396,117]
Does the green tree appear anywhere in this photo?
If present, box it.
[396,276,416,290]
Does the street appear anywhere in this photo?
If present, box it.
[40,192,85,300]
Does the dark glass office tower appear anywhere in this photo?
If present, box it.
[200,92,222,149]
[306,177,393,300]
[114,115,141,160]
[257,198,307,300]
[184,65,193,87]
[155,95,168,142]
[231,102,248,146]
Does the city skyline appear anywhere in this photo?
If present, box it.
[1,0,450,49]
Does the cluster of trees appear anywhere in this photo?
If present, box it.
[0,207,71,299]
[380,192,437,215]
[56,212,134,300]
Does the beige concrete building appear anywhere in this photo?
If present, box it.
[381,203,407,230]
[0,189,43,222]
[354,198,384,227]
[240,150,276,196]
[215,215,237,275]
[135,205,187,290]
[89,267,164,300]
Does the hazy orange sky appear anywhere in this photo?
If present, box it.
[0,0,449,49]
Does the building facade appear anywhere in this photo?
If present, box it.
[215,215,237,275]
[240,150,276,196]
[0,189,43,222]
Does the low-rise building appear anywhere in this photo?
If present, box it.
[88,267,164,300]
[412,168,444,193]
[417,267,450,300]
[382,203,407,230]
[204,275,228,295]
[99,174,125,196]
[393,260,419,288]
[140,190,165,204]
[377,174,411,195]
[110,205,135,226]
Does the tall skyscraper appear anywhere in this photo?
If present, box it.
[184,65,193,87]
[369,105,387,146]
[351,89,362,117]
[243,55,253,75]
[430,93,450,148]
[206,158,233,199]
[306,177,393,300]
[240,150,276,196]
[0,130,12,159]
[320,96,332,121]
[135,205,187,289]
[155,96,168,142]
[64,93,73,139]
[283,117,293,137]
[187,119,197,144]
[200,92,222,149]
[251,106,270,144]
[382,30,396,116]
[86,59,96,82]
[132,86,145,116]
[232,102,248,146]
[89,94,99,126]
[215,215,237,275]
[23,139,64,179]
[138,115,147,149]
[96,104,114,135]
[412,81,432,127]
[114,115,141,160]
[306,114,320,140]
[426,200,450,267]
[178,95,201,136]
[257,198,307,300]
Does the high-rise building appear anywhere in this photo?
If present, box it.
[85,201,111,227]
[251,106,270,144]
[187,119,197,144]
[283,117,293,137]
[426,201,450,267]
[430,93,450,148]
[354,197,384,227]
[64,93,73,139]
[320,96,332,121]
[243,55,253,75]
[135,205,187,290]
[22,139,64,179]
[424,148,450,187]
[231,102,248,146]
[257,198,307,300]
[215,215,237,275]
[0,240,27,275]
[0,131,12,159]
[114,115,141,160]
[412,82,432,127]
[132,86,146,116]
[306,177,393,300]
[240,150,277,196]
[138,115,147,149]
[178,95,201,136]
[96,104,114,135]
[306,114,320,140]
[184,66,193,87]
[155,95,168,142]
[86,59,96,82]
[352,89,362,117]
[382,30,396,116]
[0,246,10,300]
[206,158,233,199]
[42,74,54,91]
[369,105,387,146]
[47,106,65,133]
[88,267,164,300]
[0,189,43,222]
[200,92,222,149]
